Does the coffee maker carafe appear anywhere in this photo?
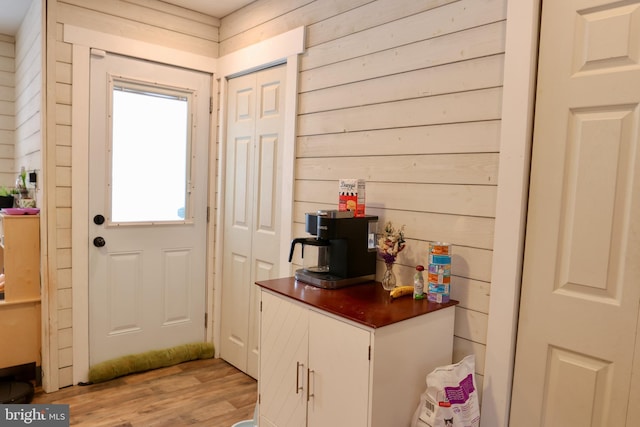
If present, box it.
[288,210,378,289]
[288,236,330,273]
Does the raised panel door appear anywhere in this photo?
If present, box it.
[259,291,309,427]
[511,1,640,425]
[221,65,286,378]
[307,310,370,427]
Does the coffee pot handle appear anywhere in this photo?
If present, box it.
[289,238,307,262]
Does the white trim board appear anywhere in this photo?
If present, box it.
[480,1,541,426]
[65,25,217,384]
[212,26,305,357]
[216,26,304,78]
[70,42,90,385]
[64,25,216,72]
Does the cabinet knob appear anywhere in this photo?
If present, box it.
[93,236,106,247]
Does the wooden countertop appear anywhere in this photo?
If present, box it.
[256,277,458,329]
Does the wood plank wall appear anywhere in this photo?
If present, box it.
[0,34,15,187]
[48,0,505,393]
[15,0,43,202]
[53,19,74,388]
[220,0,507,392]
[52,0,219,388]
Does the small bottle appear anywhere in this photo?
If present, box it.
[16,166,26,189]
[414,265,425,300]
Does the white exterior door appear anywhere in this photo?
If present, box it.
[220,65,286,378]
[511,1,640,425]
[88,52,211,365]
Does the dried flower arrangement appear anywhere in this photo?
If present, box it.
[377,221,406,264]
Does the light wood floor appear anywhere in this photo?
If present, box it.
[32,358,257,426]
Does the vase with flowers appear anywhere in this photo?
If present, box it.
[377,222,406,291]
[15,167,35,208]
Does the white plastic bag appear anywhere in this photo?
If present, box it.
[411,355,480,427]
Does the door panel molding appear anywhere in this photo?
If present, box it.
[106,251,142,334]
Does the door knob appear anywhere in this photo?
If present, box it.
[93,214,105,225]
[93,236,106,247]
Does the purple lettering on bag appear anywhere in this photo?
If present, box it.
[443,374,476,405]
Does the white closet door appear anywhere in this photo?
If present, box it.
[511,1,640,425]
[220,65,286,378]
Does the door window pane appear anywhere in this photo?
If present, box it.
[111,83,190,223]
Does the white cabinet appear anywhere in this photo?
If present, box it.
[259,291,369,427]
[258,282,456,427]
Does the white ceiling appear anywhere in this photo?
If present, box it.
[161,0,255,18]
[0,0,255,36]
[0,0,33,36]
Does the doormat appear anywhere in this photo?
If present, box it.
[87,341,214,384]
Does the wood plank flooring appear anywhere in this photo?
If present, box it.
[32,358,257,426]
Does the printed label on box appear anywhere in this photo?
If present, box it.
[338,179,365,217]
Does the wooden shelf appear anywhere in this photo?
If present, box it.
[0,297,41,306]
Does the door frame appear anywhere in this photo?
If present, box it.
[65,25,217,385]
[480,1,542,427]
[213,26,305,356]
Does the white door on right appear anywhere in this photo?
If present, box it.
[511,1,640,426]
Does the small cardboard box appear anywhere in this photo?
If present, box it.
[338,179,365,217]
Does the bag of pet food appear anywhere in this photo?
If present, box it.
[411,355,480,427]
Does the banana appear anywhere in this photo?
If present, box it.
[389,285,414,299]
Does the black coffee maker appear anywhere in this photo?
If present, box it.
[288,210,378,289]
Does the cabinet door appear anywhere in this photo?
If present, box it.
[259,292,309,427]
[308,311,370,427]
[1,215,40,302]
